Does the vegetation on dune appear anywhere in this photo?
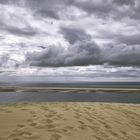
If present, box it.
[0,87,16,92]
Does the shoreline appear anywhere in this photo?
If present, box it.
[1,86,140,93]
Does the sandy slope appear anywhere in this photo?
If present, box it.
[0,103,140,140]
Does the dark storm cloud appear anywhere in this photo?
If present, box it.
[27,40,101,67]
[1,0,140,69]
[60,26,91,44]
[98,30,140,45]
[24,0,64,19]
[36,9,59,19]
[1,0,139,21]
[0,0,10,4]
[0,0,139,20]
[26,27,102,67]
[26,25,140,67]
[27,42,140,67]
[25,26,140,67]
[69,0,113,18]
[113,0,135,6]
[0,0,62,19]
[0,0,22,5]
[68,0,140,20]
[0,22,37,37]
[102,44,140,66]
[117,34,140,45]
[0,0,21,4]
[6,26,37,36]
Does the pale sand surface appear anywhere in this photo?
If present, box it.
[0,103,140,140]
[1,86,140,93]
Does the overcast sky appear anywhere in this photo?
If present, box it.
[0,0,140,81]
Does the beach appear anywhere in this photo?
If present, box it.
[0,103,140,140]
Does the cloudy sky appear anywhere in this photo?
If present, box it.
[0,0,140,81]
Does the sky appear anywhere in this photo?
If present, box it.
[0,0,140,82]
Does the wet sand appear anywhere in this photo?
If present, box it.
[0,103,140,140]
[1,86,140,93]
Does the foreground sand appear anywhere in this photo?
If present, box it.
[0,103,140,140]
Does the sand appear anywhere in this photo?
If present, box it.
[0,103,140,140]
[1,86,140,93]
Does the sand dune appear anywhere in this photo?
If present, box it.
[0,103,140,140]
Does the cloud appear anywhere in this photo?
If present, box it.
[26,40,101,67]
[0,0,23,6]
[0,4,38,37]
[113,0,135,6]
[0,54,9,67]
[60,26,91,44]
[0,0,140,21]
[36,9,60,19]
[98,29,140,45]
[0,0,140,82]
[0,0,10,5]
[0,22,37,36]
[24,0,63,20]
[26,41,140,67]
[25,26,102,67]
[69,0,113,18]
[0,54,20,68]
[24,25,140,67]
[0,0,21,4]
[102,43,140,66]
[116,34,140,45]
[68,0,140,21]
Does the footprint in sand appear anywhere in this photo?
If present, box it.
[85,117,93,123]
[49,111,58,116]
[45,114,54,118]
[29,122,38,127]
[64,126,74,130]
[45,119,53,123]
[104,123,111,129]
[110,131,119,137]
[45,124,56,130]
[53,115,64,121]
[12,132,39,140]
[29,111,36,115]
[61,128,68,133]
[78,124,88,130]
[12,138,20,140]
[121,130,127,135]
[51,134,62,140]
[19,131,35,139]
[85,107,92,110]
[98,120,112,129]
[0,108,12,113]
[27,119,33,122]
[75,113,82,119]
[20,108,28,111]
[7,133,18,139]
[40,106,49,111]
[17,124,25,128]
[78,121,85,125]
